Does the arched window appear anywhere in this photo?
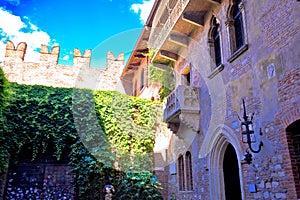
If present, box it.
[178,154,185,191]
[233,0,244,50]
[226,0,248,62]
[208,16,225,79]
[212,17,222,67]
[185,151,193,191]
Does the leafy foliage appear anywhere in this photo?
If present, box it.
[149,63,175,101]
[115,170,163,200]
[94,90,157,171]
[0,68,10,173]
[0,68,10,110]
[1,83,162,199]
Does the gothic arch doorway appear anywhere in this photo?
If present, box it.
[208,128,244,200]
[286,119,300,198]
[223,143,242,200]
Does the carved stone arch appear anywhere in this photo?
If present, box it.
[207,14,224,74]
[208,15,221,40]
[225,0,248,61]
[204,124,244,165]
[206,125,245,200]
[226,0,237,19]
[199,124,243,160]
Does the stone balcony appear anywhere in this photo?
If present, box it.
[163,85,200,133]
[148,0,220,51]
[148,0,190,50]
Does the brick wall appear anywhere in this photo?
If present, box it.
[163,0,300,199]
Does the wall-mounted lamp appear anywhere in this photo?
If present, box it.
[240,99,263,164]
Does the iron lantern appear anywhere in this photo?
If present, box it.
[240,99,263,164]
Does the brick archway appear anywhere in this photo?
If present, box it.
[286,119,300,198]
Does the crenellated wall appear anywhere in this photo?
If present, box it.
[1,41,124,90]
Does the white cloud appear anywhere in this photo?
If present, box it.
[0,7,57,63]
[130,0,155,24]
[62,54,69,61]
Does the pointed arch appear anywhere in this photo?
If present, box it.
[178,154,185,191]
[204,125,245,199]
[208,16,222,69]
[286,119,300,198]
[226,0,249,62]
[185,151,193,191]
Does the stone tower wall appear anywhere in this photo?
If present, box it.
[1,40,124,90]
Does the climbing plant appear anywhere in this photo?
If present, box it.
[0,68,10,173]
[149,63,175,100]
[0,68,10,111]
[115,170,163,200]
[1,83,162,199]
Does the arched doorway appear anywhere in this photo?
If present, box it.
[286,119,300,198]
[223,143,242,200]
[208,128,244,200]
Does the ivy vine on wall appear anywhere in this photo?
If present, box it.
[149,63,175,100]
[0,68,11,173]
[1,83,163,199]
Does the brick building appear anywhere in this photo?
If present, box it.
[122,0,300,199]
[1,0,300,199]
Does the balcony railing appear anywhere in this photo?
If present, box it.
[163,85,200,132]
[148,0,190,49]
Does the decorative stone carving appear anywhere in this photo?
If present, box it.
[163,85,200,132]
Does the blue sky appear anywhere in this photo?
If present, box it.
[0,0,154,67]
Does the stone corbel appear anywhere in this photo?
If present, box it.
[167,122,180,134]
[179,112,201,132]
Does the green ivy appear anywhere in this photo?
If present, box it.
[115,170,163,200]
[1,83,162,198]
[0,68,10,111]
[0,68,10,173]
[149,64,175,100]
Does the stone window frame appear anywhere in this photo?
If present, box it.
[177,154,185,191]
[177,150,194,192]
[185,151,194,191]
[226,0,249,63]
[208,16,225,79]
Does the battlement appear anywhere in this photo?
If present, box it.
[1,41,125,90]
[106,51,124,67]
[5,41,27,62]
[39,44,60,64]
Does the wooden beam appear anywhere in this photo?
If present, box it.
[136,48,149,53]
[129,62,141,67]
[207,0,221,4]
[152,63,170,70]
[134,54,146,58]
[160,50,178,62]
[182,11,206,27]
[169,33,189,47]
